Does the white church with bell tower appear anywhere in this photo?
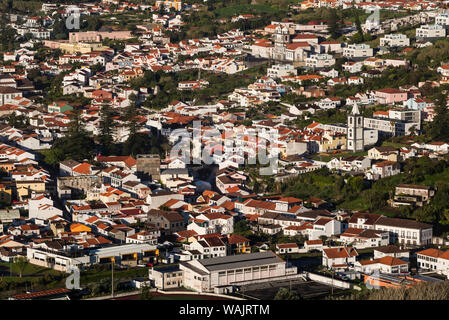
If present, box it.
[347,103,365,152]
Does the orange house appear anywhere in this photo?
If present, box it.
[70,223,91,233]
[0,162,15,173]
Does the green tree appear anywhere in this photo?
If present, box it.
[328,8,341,39]
[274,287,300,300]
[49,110,95,162]
[353,7,365,42]
[99,104,114,155]
[429,93,449,141]
[140,285,152,300]
[13,256,28,278]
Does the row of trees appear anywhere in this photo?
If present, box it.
[333,281,449,300]
[42,100,168,168]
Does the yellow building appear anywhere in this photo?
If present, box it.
[319,133,347,153]
[15,180,46,200]
[228,234,251,254]
[44,40,109,53]
[155,0,182,11]
[0,183,12,205]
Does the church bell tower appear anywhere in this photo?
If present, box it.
[347,103,364,152]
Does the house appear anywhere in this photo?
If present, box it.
[309,217,342,240]
[322,247,359,271]
[366,161,401,180]
[374,245,410,261]
[327,156,371,172]
[182,236,227,260]
[225,233,250,254]
[276,243,300,254]
[126,230,159,245]
[149,265,184,290]
[187,212,234,235]
[416,248,449,277]
[355,256,409,274]
[28,195,63,220]
[304,239,323,252]
[147,209,185,235]
[339,228,389,249]
[391,184,435,207]
[368,146,399,162]
[375,88,408,104]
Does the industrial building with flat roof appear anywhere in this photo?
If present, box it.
[179,251,297,293]
[27,243,159,272]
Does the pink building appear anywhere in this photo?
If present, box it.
[375,88,408,104]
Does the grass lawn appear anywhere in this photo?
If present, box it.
[381,141,410,149]
[310,151,368,162]
[282,252,321,259]
[0,262,63,277]
[80,266,150,284]
[338,197,370,211]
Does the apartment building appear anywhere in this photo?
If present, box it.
[435,13,449,28]
[388,109,421,124]
[379,33,410,47]
[343,44,373,59]
[266,64,297,79]
[416,24,446,41]
[363,117,419,137]
[305,54,336,69]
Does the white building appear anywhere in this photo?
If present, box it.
[322,247,358,270]
[435,13,449,27]
[28,195,63,220]
[416,248,449,278]
[347,103,364,152]
[343,44,373,59]
[266,64,297,79]
[349,212,433,246]
[305,54,336,69]
[340,228,390,249]
[355,256,409,274]
[179,251,296,293]
[416,24,446,40]
[379,33,410,48]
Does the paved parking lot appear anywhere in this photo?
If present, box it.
[238,279,339,300]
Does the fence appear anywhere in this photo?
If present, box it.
[304,272,352,289]
[230,273,307,287]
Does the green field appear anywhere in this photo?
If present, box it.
[310,151,368,162]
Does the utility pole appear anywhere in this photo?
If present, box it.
[331,271,334,295]
[111,258,114,298]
